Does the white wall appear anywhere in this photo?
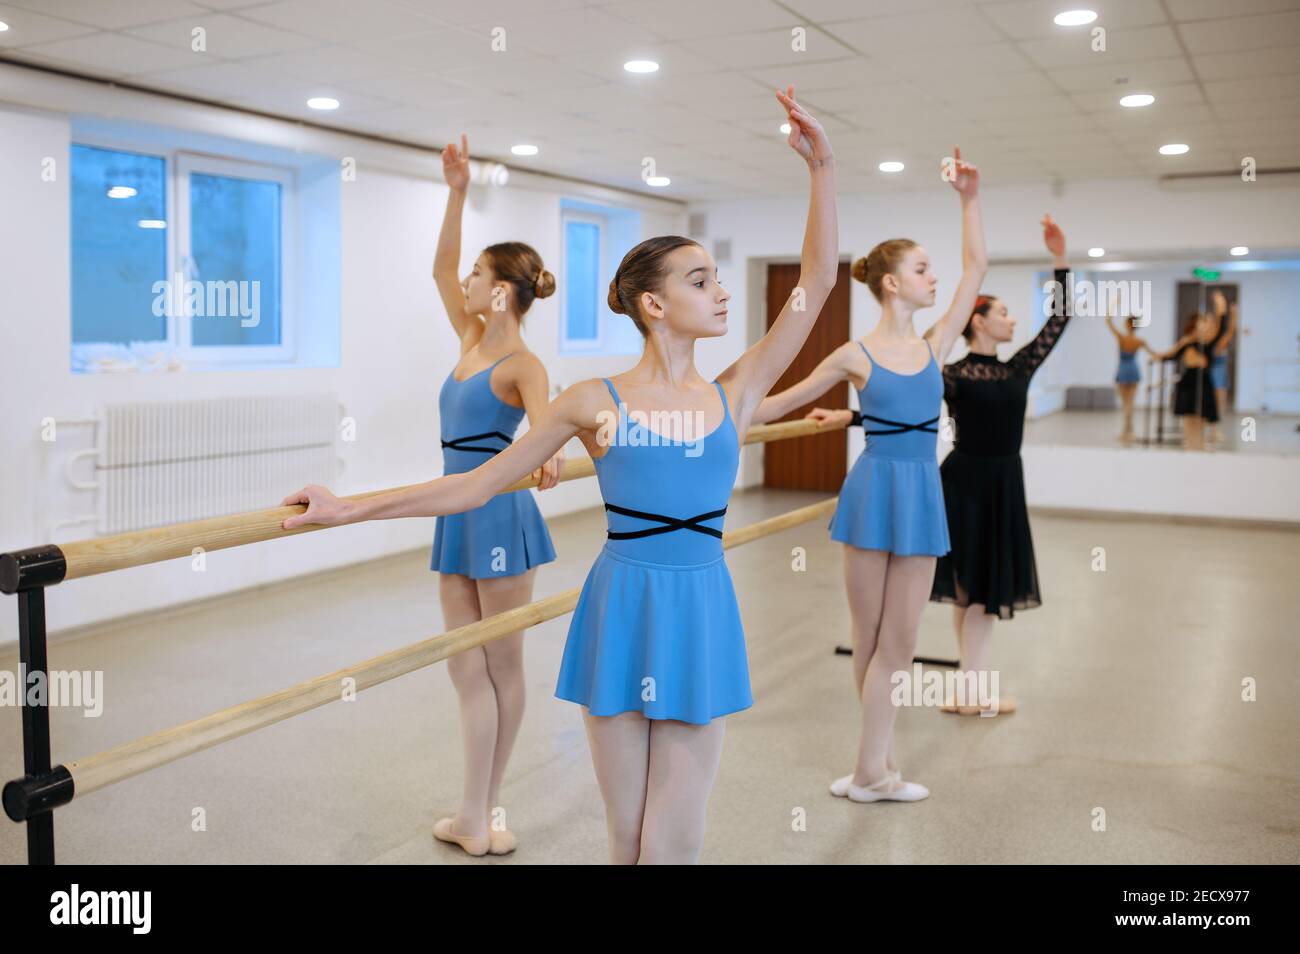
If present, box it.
[0,90,683,643]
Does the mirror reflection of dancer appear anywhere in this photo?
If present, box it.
[1207,289,1238,444]
[425,135,562,856]
[282,87,838,864]
[1104,313,1153,444]
[1155,313,1219,451]
[752,147,987,803]
[930,215,1073,716]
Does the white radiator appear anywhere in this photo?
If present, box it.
[81,395,339,534]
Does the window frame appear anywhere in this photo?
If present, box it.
[559,208,606,352]
[174,151,296,365]
[70,135,297,369]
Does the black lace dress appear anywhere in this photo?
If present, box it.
[1172,325,1222,423]
[930,268,1073,619]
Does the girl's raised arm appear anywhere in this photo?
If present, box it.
[433,133,480,345]
[719,86,838,433]
[925,147,988,364]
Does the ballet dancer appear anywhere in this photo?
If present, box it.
[750,147,987,802]
[1155,313,1219,451]
[928,214,1075,716]
[280,87,838,863]
[1207,290,1238,443]
[422,134,562,856]
[1104,313,1152,444]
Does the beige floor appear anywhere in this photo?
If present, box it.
[1023,408,1299,455]
[2,487,1298,864]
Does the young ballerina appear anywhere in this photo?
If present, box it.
[1207,290,1238,443]
[1104,313,1153,443]
[281,87,838,863]
[422,134,563,857]
[1155,313,1219,451]
[929,214,1075,717]
[750,147,987,802]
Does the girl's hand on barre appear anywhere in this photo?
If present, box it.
[534,451,565,491]
[281,485,355,529]
[808,407,853,427]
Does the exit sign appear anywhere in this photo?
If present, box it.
[1193,267,1221,281]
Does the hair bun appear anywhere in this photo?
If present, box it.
[533,269,556,300]
[850,256,869,284]
[607,277,625,315]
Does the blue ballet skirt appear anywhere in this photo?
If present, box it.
[828,341,949,557]
[829,454,950,556]
[1116,351,1141,384]
[1210,353,1227,391]
[432,489,556,578]
[430,353,556,579]
[557,547,751,724]
[554,377,752,724]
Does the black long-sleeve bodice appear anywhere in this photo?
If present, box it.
[942,268,1072,456]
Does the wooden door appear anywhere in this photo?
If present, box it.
[762,260,851,491]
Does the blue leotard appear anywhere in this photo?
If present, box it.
[828,341,950,556]
[555,377,752,724]
[1116,350,1141,384]
[430,353,556,579]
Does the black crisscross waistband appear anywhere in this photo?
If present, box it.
[861,413,939,436]
[604,503,728,540]
[441,430,514,454]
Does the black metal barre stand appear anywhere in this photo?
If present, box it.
[1141,358,1183,448]
[834,647,960,667]
[0,545,76,865]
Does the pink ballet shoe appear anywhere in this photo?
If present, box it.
[488,827,518,855]
[433,817,490,857]
[957,696,1017,716]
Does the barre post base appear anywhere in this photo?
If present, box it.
[2,544,68,865]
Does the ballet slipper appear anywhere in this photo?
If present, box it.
[433,817,490,857]
[831,769,898,798]
[488,827,518,855]
[847,775,930,803]
[957,696,1017,716]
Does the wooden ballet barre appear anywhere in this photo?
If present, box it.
[2,497,839,820]
[0,416,846,592]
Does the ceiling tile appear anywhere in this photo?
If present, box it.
[19,31,204,75]
[1177,10,1300,53]
[0,0,207,29]
[125,13,321,59]
[0,4,99,46]
[1017,25,1183,68]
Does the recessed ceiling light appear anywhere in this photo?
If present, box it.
[1054,10,1097,26]
[1120,93,1155,108]
[137,219,166,229]
[1230,246,1249,256]
[878,161,905,173]
[1159,143,1189,155]
[645,175,670,187]
[1088,247,1105,257]
[0,20,10,32]
[779,122,791,135]
[511,144,539,156]
[106,186,137,199]
[307,97,339,110]
[624,59,659,74]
